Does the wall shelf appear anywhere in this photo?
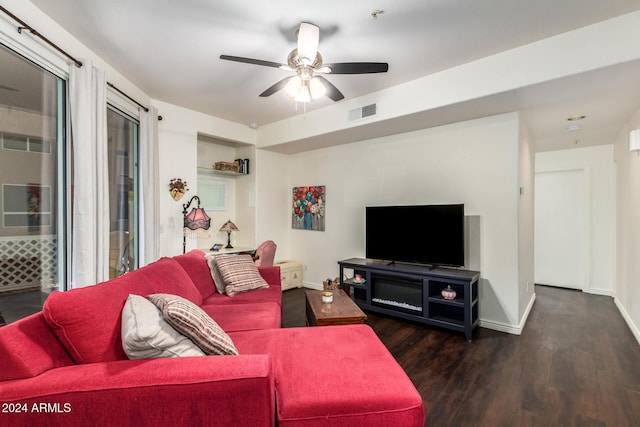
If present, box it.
[197,167,247,178]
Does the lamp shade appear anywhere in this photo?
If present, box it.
[295,81,311,103]
[184,207,211,230]
[309,77,326,99]
[219,220,239,232]
[181,194,210,254]
[630,129,640,152]
[285,76,302,98]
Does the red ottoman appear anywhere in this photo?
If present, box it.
[231,325,424,427]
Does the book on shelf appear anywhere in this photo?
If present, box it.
[233,158,250,175]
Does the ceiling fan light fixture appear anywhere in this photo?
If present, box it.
[285,76,325,103]
[309,77,326,99]
[285,76,302,97]
[295,82,311,103]
[299,67,313,81]
[292,80,311,104]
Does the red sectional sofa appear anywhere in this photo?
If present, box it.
[0,250,424,426]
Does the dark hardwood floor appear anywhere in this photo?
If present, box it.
[282,285,640,426]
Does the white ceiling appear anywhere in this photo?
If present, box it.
[16,0,640,151]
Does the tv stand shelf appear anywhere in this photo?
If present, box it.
[338,258,480,340]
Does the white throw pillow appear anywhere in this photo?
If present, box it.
[205,253,227,294]
[121,294,205,359]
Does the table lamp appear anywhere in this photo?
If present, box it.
[219,220,239,249]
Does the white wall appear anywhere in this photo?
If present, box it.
[260,113,529,332]
[255,149,290,258]
[234,145,256,249]
[3,0,150,107]
[613,107,640,344]
[518,124,536,325]
[154,100,256,256]
[536,145,616,296]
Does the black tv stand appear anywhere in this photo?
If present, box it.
[338,258,480,340]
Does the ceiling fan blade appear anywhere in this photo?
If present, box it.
[220,55,286,69]
[324,62,389,74]
[315,76,344,102]
[297,22,319,65]
[260,76,295,97]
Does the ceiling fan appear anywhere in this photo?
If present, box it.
[220,22,388,103]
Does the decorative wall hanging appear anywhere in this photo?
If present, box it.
[292,185,325,231]
[169,178,189,201]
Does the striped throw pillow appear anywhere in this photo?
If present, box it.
[214,254,269,297]
[147,293,238,356]
[205,254,228,294]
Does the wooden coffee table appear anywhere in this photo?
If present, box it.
[305,289,367,326]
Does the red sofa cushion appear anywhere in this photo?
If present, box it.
[43,257,203,364]
[202,301,281,332]
[202,268,282,307]
[173,249,217,299]
[230,325,424,427]
[257,266,282,292]
[0,313,74,381]
[0,355,275,427]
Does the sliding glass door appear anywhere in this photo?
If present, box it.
[107,107,138,278]
[0,44,67,322]
[0,43,142,324]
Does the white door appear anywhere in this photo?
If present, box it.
[534,169,587,290]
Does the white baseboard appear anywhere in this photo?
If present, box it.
[519,292,537,331]
[303,282,322,290]
[614,297,640,346]
[479,319,521,335]
[479,292,536,336]
[587,287,613,297]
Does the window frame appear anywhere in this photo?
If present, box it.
[1,133,53,154]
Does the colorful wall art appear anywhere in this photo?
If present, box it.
[292,185,325,231]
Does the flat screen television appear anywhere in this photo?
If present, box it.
[365,204,464,268]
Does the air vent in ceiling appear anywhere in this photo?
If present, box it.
[348,103,377,121]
